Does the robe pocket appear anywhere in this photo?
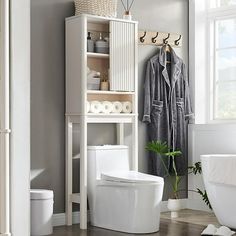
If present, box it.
[152,100,163,114]
[176,98,184,109]
[176,98,185,119]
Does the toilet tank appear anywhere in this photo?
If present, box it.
[87,145,130,180]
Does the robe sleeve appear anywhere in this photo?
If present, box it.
[142,61,154,123]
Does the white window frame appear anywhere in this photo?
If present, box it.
[189,0,236,124]
[207,4,236,123]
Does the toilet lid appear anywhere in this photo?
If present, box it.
[101,171,164,184]
[30,189,54,200]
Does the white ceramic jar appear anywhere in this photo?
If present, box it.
[95,33,109,54]
[30,189,54,236]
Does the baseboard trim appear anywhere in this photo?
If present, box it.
[0,233,11,236]
[187,199,212,212]
[53,211,81,226]
[53,199,210,227]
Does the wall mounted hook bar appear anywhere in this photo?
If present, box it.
[151,32,159,43]
[140,31,147,43]
[163,33,170,44]
[175,35,182,46]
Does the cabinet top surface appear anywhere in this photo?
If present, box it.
[65,14,138,24]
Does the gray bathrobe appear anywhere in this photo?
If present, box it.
[143,45,193,177]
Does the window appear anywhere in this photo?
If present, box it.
[210,0,236,8]
[208,4,236,120]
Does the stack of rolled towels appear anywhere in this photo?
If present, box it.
[87,101,132,114]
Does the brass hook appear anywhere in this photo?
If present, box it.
[175,35,182,46]
[152,32,159,43]
[140,31,147,43]
[163,33,170,44]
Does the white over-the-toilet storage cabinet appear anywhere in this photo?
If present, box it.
[65,14,138,229]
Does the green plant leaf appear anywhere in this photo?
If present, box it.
[197,188,212,210]
[146,141,182,157]
[177,176,182,185]
[145,141,169,156]
[165,150,182,157]
[188,162,202,175]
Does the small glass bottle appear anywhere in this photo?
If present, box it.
[87,32,94,52]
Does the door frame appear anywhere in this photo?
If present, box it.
[10,0,31,235]
[0,0,10,234]
[0,0,31,235]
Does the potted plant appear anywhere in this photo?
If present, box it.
[146,141,182,218]
[146,141,212,218]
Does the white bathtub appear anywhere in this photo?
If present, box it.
[201,154,236,229]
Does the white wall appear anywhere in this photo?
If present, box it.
[131,0,189,197]
[188,0,236,212]
[10,0,31,235]
[30,0,118,215]
[30,0,190,214]
[119,0,189,199]
[188,124,236,210]
[189,0,208,124]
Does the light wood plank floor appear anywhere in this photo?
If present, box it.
[52,210,218,236]
[161,209,219,227]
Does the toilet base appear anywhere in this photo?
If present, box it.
[89,183,163,234]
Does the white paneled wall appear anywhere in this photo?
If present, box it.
[110,21,135,91]
[10,0,30,235]
[0,0,11,235]
[188,124,236,211]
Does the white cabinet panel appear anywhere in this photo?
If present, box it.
[110,21,135,92]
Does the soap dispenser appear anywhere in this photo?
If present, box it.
[87,32,94,52]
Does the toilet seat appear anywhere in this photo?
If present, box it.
[101,171,163,184]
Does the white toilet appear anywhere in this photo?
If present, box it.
[87,145,164,234]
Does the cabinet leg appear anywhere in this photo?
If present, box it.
[80,119,87,229]
[132,117,138,171]
[116,123,124,145]
[66,117,73,225]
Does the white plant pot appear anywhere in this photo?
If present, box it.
[167,199,181,218]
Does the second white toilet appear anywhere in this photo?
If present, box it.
[87,145,164,234]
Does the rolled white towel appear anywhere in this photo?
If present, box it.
[86,101,91,113]
[122,101,132,113]
[215,226,235,236]
[101,101,113,114]
[90,101,102,114]
[201,224,217,235]
[111,101,123,113]
[201,224,235,236]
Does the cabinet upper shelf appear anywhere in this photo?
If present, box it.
[86,113,137,124]
[87,90,135,95]
[87,52,109,59]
